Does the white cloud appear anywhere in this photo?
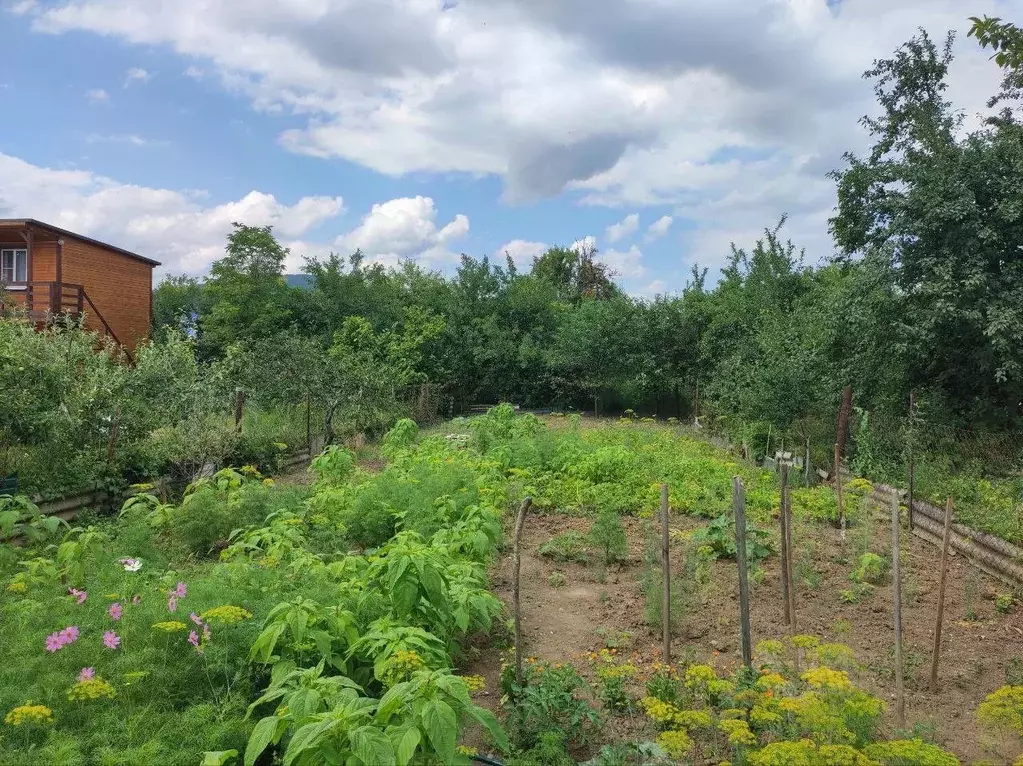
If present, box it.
[597,245,646,279]
[497,239,548,268]
[184,65,204,79]
[86,133,162,147]
[645,215,673,241]
[570,235,597,254]
[605,212,639,244]
[0,152,345,275]
[335,196,470,265]
[85,88,109,103]
[15,0,1022,273]
[124,67,151,87]
[630,279,668,298]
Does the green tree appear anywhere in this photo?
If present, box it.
[830,30,1023,422]
[201,224,300,356]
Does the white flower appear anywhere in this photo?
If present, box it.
[119,558,142,572]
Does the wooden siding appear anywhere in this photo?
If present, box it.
[61,238,153,352]
[31,242,57,282]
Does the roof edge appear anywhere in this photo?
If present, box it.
[0,219,161,267]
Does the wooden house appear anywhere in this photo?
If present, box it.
[0,219,159,354]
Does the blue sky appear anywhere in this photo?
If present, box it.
[0,0,1010,293]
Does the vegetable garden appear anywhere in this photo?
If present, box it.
[3,407,1023,764]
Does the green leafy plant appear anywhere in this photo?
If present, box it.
[538,531,590,564]
[691,514,773,566]
[588,508,628,566]
[502,659,601,749]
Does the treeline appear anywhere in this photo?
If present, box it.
[157,31,1023,451]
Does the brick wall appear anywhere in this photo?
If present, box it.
[61,238,153,352]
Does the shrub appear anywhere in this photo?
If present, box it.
[588,508,628,565]
[502,659,601,749]
[538,531,590,563]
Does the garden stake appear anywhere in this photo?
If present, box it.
[891,491,906,729]
[660,483,671,664]
[835,443,845,540]
[106,409,120,465]
[930,497,954,692]
[783,472,797,634]
[779,463,792,626]
[513,496,533,693]
[804,435,811,488]
[234,388,245,433]
[732,477,753,671]
[907,392,915,531]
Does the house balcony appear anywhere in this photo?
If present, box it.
[1,280,122,348]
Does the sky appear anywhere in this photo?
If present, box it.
[0,0,1016,295]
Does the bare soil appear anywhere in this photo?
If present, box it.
[469,508,1023,764]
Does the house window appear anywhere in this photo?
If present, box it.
[1,249,27,284]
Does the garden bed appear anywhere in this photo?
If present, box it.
[468,508,1023,762]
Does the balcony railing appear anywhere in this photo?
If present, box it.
[1,281,122,349]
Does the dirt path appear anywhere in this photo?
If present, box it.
[470,510,1023,763]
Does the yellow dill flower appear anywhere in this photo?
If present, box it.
[756,639,784,658]
[6,581,28,594]
[750,704,783,726]
[756,672,787,690]
[200,605,253,624]
[263,478,276,487]
[5,703,54,725]
[778,697,804,714]
[684,663,717,689]
[801,667,852,690]
[817,643,856,668]
[719,708,747,719]
[640,696,681,726]
[456,745,478,757]
[790,634,821,650]
[67,677,116,702]
[152,620,189,632]
[122,671,150,686]
[656,729,693,759]
[462,675,486,694]
[719,718,756,746]
[675,709,713,729]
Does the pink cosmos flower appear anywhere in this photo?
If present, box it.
[173,582,187,598]
[44,625,80,653]
[189,612,202,626]
[119,557,142,572]
[68,587,87,605]
[202,623,211,642]
[102,631,120,650]
[108,602,123,621]
[78,667,95,681]
[167,594,178,613]
[188,630,203,655]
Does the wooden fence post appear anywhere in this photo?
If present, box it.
[306,393,313,451]
[106,410,120,465]
[804,436,811,488]
[513,497,533,692]
[779,463,792,626]
[234,388,245,433]
[907,392,916,531]
[661,483,671,664]
[782,465,798,633]
[891,491,906,729]
[930,497,954,692]
[835,443,845,539]
[733,477,753,671]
